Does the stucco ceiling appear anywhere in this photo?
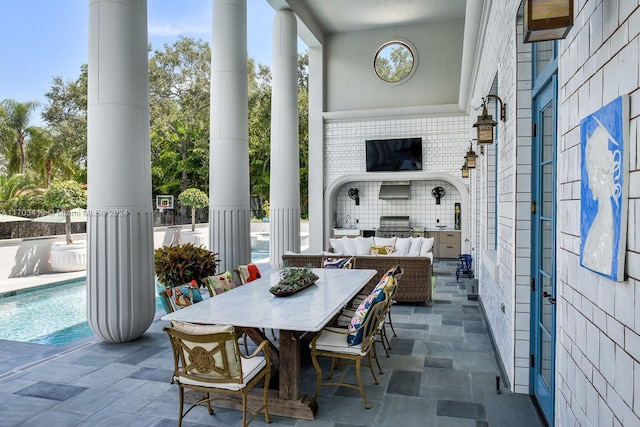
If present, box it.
[268,0,467,34]
[266,0,481,111]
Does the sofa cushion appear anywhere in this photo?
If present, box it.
[420,237,435,256]
[374,236,397,246]
[370,245,395,255]
[408,237,423,256]
[329,238,345,254]
[395,237,411,255]
[342,237,358,255]
[356,237,374,255]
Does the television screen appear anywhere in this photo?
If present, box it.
[365,137,423,172]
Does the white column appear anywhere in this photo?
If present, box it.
[210,0,251,272]
[87,0,155,343]
[269,9,300,270]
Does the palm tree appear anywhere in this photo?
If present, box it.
[0,99,40,175]
[0,174,36,200]
[26,127,75,188]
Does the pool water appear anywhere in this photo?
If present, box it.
[0,253,269,346]
[0,281,93,345]
[0,280,165,346]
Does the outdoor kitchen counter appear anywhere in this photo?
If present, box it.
[425,230,461,259]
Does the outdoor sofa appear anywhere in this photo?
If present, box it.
[281,252,433,306]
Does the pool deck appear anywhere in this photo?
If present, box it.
[0,259,545,426]
[0,271,87,295]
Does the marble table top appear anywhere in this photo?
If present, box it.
[161,268,377,332]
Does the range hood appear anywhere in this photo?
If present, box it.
[378,182,411,200]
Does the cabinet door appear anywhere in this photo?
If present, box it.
[437,232,460,258]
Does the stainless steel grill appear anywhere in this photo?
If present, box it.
[375,215,411,238]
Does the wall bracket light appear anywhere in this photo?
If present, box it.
[461,162,469,179]
[465,142,478,169]
[473,95,506,145]
[523,0,574,43]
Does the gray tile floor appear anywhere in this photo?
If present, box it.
[0,261,545,426]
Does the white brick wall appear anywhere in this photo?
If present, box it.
[468,0,523,393]
[555,0,640,425]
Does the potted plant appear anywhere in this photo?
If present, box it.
[154,243,219,288]
[178,188,209,246]
[269,266,319,296]
[43,180,87,272]
[154,243,220,312]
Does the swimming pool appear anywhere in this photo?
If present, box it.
[0,252,270,346]
[0,280,95,346]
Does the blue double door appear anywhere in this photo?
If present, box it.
[530,42,558,426]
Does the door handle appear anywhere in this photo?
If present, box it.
[542,291,556,304]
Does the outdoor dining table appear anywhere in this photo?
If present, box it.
[161,267,377,420]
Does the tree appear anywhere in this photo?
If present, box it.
[42,180,87,244]
[297,52,310,218]
[178,188,209,231]
[0,174,40,212]
[41,64,88,182]
[0,99,40,175]
[149,37,211,211]
[247,57,272,217]
[25,127,75,188]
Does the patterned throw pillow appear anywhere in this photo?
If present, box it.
[165,280,203,311]
[372,273,396,294]
[237,264,262,284]
[347,288,386,346]
[203,271,237,295]
[370,244,396,255]
[322,256,355,269]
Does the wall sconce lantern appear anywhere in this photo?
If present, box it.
[461,162,469,179]
[524,0,574,43]
[473,95,506,145]
[465,143,478,169]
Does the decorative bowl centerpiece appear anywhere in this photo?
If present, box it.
[269,267,319,297]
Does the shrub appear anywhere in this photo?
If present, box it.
[154,243,219,288]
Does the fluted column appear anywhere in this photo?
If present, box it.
[210,0,251,272]
[87,0,155,343]
[269,9,300,270]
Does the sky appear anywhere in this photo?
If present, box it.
[0,0,279,126]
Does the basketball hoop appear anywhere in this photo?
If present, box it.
[156,195,174,211]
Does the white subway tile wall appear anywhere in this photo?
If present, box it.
[324,116,468,229]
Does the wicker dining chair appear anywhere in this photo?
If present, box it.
[164,321,271,427]
[309,293,389,409]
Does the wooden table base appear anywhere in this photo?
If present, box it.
[185,390,318,420]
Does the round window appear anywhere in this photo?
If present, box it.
[373,40,416,83]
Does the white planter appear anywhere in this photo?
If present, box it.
[50,241,87,272]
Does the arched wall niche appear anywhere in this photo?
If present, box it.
[323,171,470,253]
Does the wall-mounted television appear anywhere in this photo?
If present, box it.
[365,137,423,172]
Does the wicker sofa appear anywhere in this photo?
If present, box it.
[281,254,433,306]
